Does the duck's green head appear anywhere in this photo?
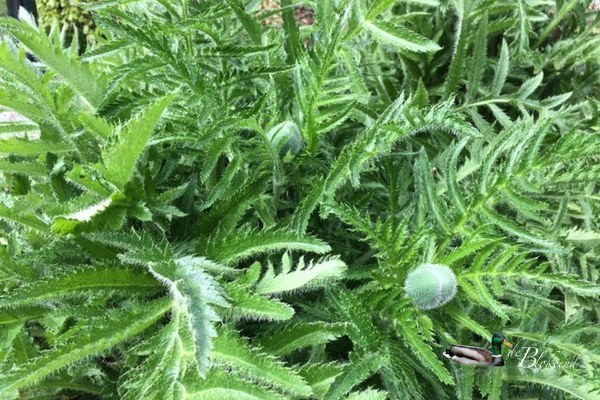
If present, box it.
[491,333,513,355]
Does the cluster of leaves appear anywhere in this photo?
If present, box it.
[0,0,599,399]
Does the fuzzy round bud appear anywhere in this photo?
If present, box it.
[404,263,457,310]
[266,121,303,157]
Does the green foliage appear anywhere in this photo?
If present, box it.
[0,0,598,399]
[255,252,347,294]
[100,93,173,188]
[0,16,105,107]
[0,298,172,395]
[212,329,312,397]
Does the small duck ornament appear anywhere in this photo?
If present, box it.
[443,333,513,367]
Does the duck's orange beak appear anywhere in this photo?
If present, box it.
[503,339,513,348]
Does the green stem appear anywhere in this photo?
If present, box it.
[535,0,579,47]
[181,0,193,56]
[454,98,511,111]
